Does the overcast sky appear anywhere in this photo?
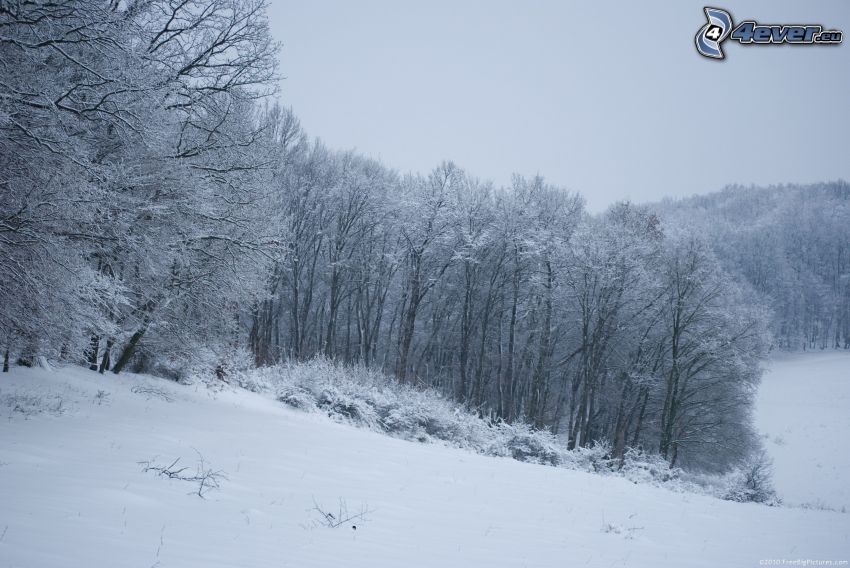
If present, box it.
[266,1,849,211]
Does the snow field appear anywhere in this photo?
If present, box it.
[756,351,850,511]
[0,363,847,567]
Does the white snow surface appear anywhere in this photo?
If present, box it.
[0,363,848,567]
[756,351,850,511]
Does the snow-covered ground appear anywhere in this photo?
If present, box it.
[0,364,847,568]
[756,351,850,511]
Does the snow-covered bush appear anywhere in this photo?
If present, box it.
[231,357,777,503]
[315,386,382,430]
[377,400,433,439]
[619,447,683,485]
[722,451,780,505]
[559,441,615,473]
[489,422,565,465]
[377,394,493,449]
[252,358,489,448]
[379,398,458,442]
[172,345,256,386]
[238,358,596,466]
[276,385,315,410]
[237,358,517,454]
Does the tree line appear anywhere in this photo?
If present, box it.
[245,123,768,470]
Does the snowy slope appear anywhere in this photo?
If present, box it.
[0,365,847,568]
[756,351,850,511]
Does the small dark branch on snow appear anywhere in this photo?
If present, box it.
[130,385,173,402]
[139,453,226,499]
[311,497,370,529]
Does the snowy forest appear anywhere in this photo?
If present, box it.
[2,0,848,477]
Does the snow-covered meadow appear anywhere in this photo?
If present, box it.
[1,356,847,568]
[756,351,850,511]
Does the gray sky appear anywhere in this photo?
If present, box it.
[267,1,849,211]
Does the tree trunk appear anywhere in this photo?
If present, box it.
[457,264,473,401]
[503,268,519,420]
[86,334,100,370]
[396,255,422,383]
[630,387,649,448]
[527,260,553,429]
[112,318,149,374]
[611,377,632,464]
[98,339,113,373]
[325,265,342,358]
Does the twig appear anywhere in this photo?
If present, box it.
[311,497,370,529]
[130,385,173,402]
[139,454,226,498]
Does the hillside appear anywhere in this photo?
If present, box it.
[1,362,847,568]
[654,182,850,350]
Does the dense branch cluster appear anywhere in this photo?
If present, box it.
[2,1,841,472]
[1,0,281,373]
